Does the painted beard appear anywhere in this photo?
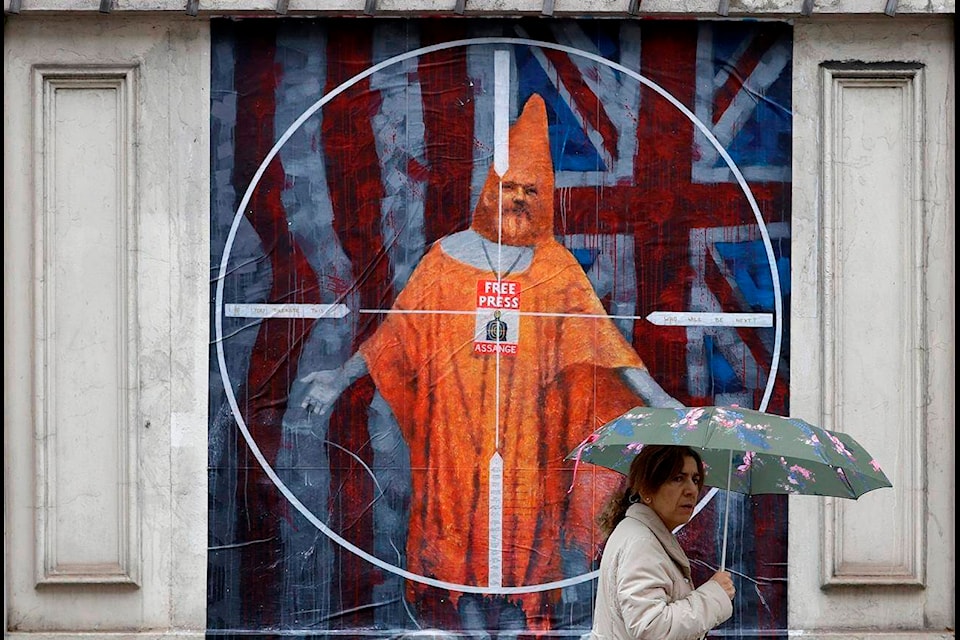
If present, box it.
[472,189,552,247]
[499,204,536,245]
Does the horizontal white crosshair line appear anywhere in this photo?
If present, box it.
[226,303,772,327]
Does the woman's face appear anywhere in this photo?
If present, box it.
[646,455,702,531]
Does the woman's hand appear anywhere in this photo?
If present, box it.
[710,570,736,600]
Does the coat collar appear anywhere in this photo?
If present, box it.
[625,503,692,579]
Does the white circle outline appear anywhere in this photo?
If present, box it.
[214,36,784,595]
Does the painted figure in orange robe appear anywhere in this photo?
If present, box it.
[302,93,680,634]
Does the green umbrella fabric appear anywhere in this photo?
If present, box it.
[567,405,892,498]
[566,405,892,570]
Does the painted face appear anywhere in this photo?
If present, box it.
[477,179,541,244]
[646,455,702,531]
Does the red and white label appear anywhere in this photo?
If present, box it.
[474,279,521,356]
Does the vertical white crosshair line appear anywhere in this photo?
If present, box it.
[488,48,510,589]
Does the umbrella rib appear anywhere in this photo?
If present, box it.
[720,448,733,571]
[834,464,857,497]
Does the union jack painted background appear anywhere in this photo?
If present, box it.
[209,18,793,637]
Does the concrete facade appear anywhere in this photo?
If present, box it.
[4,3,954,638]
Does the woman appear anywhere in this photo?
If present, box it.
[591,445,735,639]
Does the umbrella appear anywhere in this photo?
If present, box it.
[566,405,892,569]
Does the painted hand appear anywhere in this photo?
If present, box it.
[300,369,347,417]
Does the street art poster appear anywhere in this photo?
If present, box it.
[209,18,793,638]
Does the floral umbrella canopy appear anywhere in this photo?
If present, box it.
[566,405,892,568]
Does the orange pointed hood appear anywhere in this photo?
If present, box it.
[471,94,555,246]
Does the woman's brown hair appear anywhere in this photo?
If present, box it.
[596,444,705,537]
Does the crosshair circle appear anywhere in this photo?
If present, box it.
[214,36,784,595]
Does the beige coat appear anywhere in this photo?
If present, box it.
[590,504,733,640]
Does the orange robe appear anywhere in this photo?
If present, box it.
[360,237,647,616]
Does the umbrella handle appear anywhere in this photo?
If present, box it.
[720,448,732,572]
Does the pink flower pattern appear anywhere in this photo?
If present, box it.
[777,457,815,492]
[736,451,755,476]
[675,408,705,430]
[826,432,855,460]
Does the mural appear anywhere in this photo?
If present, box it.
[209,18,793,638]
